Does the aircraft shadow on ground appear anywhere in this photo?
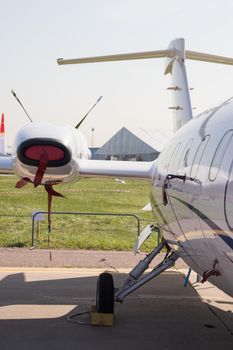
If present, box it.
[0,272,232,349]
[0,271,195,306]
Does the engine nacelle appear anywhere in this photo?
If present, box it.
[13,122,90,184]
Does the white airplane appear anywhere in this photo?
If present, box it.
[1,38,233,314]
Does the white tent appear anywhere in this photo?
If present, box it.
[94,127,172,161]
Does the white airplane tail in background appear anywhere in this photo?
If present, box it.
[0,113,5,154]
[57,37,233,133]
[164,38,193,132]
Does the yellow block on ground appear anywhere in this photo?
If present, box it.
[90,306,114,326]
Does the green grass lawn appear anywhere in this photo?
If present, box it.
[0,175,157,250]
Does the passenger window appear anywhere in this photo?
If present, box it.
[168,143,181,173]
[190,135,210,178]
[178,139,193,170]
[209,130,233,181]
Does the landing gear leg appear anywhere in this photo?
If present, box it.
[115,247,179,302]
[95,242,179,315]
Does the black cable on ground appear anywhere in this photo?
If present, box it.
[67,306,91,325]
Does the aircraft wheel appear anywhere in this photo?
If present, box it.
[96,272,114,314]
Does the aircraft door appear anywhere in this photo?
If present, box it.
[166,138,204,247]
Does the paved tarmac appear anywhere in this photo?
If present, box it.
[0,247,187,268]
[0,265,232,350]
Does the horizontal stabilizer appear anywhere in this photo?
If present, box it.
[186,50,233,65]
[57,48,233,67]
[57,50,171,65]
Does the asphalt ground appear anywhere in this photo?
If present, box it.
[0,247,187,269]
[0,249,232,349]
[0,268,232,350]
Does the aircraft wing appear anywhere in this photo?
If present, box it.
[0,155,155,180]
[76,159,155,179]
[0,156,14,174]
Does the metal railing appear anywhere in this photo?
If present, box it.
[31,211,141,248]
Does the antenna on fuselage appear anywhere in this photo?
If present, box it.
[75,96,103,129]
[11,90,33,123]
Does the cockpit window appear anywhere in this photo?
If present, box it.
[209,130,233,181]
[158,145,172,170]
[190,135,210,178]
[168,143,181,173]
[178,139,193,171]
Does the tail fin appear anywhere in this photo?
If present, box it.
[164,38,193,132]
[58,38,233,132]
[0,113,5,154]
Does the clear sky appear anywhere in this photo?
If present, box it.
[1,0,233,150]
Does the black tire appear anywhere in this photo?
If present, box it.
[96,272,114,314]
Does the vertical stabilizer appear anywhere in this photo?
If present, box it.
[0,113,5,154]
[165,38,193,132]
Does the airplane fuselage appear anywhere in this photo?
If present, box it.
[152,97,233,296]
